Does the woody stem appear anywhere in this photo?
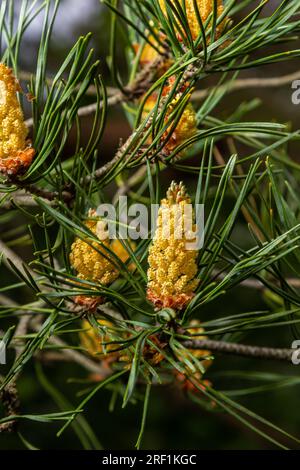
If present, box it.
[182,339,295,362]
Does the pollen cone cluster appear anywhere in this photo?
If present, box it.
[138,0,225,65]
[159,0,225,41]
[70,210,135,311]
[143,93,197,157]
[147,182,199,310]
[0,63,34,176]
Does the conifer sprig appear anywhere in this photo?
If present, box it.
[0,0,300,450]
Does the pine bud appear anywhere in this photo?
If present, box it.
[147,181,199,310]
[0,63,34,176]
[159,0,225,41]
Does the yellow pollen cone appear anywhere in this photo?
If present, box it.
[0,63,34,176]
[147,181,199,310]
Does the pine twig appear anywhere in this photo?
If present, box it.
[83,60,200,185]
[24,69,300,126]
[192,69,300,101]
[183,339,296,362]
[0,192,53,209]
[14,183,74,204]
[0,184,74,208]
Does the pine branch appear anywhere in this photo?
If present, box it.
[192,69,300,101]
[0,184,74,208]
[1,0,300,448]
[183,339,296,362]
[21,184,74,203]
[0,192,54,209]
[25,67,300,127]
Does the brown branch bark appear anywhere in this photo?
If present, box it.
[1,182,74,207]
[192,69,300,101]
[13,183,74,204]
[183,339,296,362]
[0,192,54,209]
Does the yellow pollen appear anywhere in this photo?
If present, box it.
[147,181,199,310]
[80,319,123,359]
[0,63,34,175]
[158,0,225,41]
[143,94,197,156]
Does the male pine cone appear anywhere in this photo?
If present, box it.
[70,211,134,310]
[147,181,199,310]
[158,0,225,41]
[143,92,197,157]
[0,63,34,176]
